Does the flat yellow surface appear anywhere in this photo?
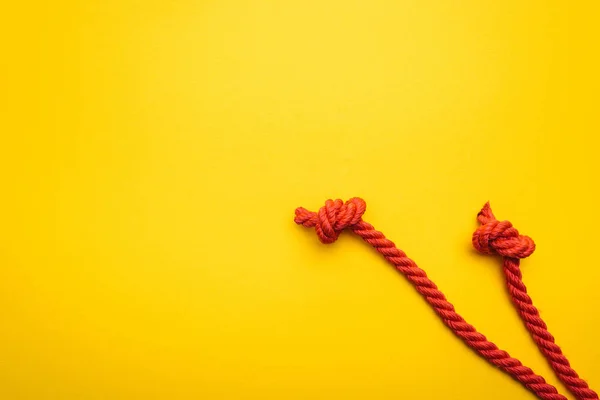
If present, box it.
[1,1,599,399]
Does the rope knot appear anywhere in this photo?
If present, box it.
[472,202,535,259]
[294,197,366,243]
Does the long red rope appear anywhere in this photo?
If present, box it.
[473,202,598,400]
[294,198,565,400]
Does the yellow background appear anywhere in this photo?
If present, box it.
[1,1,599,399]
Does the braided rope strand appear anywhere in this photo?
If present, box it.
[295,198,566,400]
[474,203,598,400]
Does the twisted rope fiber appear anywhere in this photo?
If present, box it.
[295,198,565,400]
[473,203,598,400]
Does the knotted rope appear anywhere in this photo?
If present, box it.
[294,198,566,400]
[473,202,598,400]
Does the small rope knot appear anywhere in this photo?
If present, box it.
[294,197,366,243]
[472,202,535,259]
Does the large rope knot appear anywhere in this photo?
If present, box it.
[294,197,366,244]
[472,202,535,259]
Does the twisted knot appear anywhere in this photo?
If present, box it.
[472,202,535,259]
[294,198,366,243]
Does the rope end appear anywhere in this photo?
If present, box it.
[477,202,495,225]
[293,198,366,243]
[473,203,535,259]
[294,207,316,227]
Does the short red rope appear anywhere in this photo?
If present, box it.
[473,202,598,400]
[295,198,566,400]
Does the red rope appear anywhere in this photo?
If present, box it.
[473,202,598,400]
[294,198,566,400]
